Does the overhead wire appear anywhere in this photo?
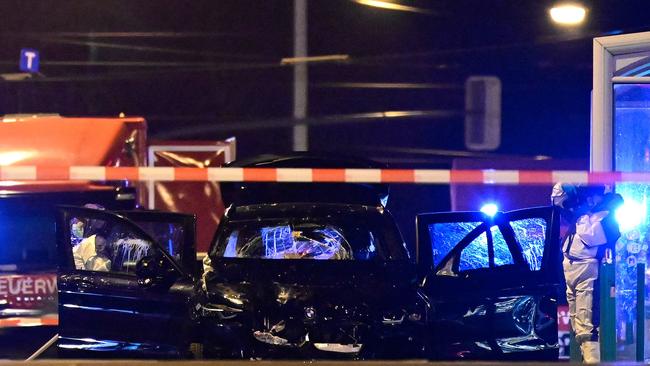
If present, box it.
[1,27,636,82]
[0,60,221,68]
[12,31,261,39]
[150,109,462,139]
[312,82,462,90]
[9,35,267,61]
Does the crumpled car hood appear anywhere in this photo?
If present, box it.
[204,259,416,311]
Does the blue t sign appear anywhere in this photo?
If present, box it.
[19,48,40,73]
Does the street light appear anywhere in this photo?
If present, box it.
[549,3,587,26]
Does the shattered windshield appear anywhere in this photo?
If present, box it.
[216,220,380,260]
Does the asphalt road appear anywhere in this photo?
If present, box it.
[0,326,57,360]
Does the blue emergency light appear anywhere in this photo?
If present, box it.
[615,200,646,232]
[480,203,499,217]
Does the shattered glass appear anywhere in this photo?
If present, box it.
[68,213,155,275]
[261,225,293,257]
[110,236,152,274]
[428,222,481,267]
[133,221,184,262]
[224,223,354,260]
[263,225,352,260]
[509,219,546,271]
[459,232,489,271]
[217,216,388,260]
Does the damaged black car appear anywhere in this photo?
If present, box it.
[198,202,420,359]
[55,156,562,360]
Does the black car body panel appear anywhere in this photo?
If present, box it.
[201,259,420,358]
[416,206,562,359]
[56,207,197,358]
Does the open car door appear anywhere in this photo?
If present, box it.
[56,207,197,358]
[416,206,561,360]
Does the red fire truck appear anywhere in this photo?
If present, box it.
[0,115,234,358]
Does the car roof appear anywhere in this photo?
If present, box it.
[223,154,389,207]
[228,202,384,220]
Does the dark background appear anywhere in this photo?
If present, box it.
[1,0,648,159]
[0,0,648,247]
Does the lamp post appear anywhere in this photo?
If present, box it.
[292,0,308,151]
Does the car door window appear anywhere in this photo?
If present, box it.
[428,221,482,268]
[68,214,155,275]
[419,207,560,288]
[509,218,547,271]
[453,226,516,272]
[459,231,489,270]
[132,220,185,263]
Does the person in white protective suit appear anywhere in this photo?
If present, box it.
[73,234,111,271]
[72,204,111,272]
[551,183,623,363]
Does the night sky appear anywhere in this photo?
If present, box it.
[1,0,649,249]
[0,0,649,161]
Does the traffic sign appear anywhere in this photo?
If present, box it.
[19,48,39,73]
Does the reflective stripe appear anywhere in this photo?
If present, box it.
[0,167,646,184]
[0,315,58,328]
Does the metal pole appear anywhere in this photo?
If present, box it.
[570,330,582,362]
[26,333,58,361]
[600,261,617,361]
[292,0,308,151]
[637,263,646,362]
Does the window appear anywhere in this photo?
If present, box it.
[459,232,489,271]
[428,222,482,268]
[510,218,546,271]
[218,220,381,260]
[132,220,184,263]
[437,225,513,273]
[222,223,354,260]
[70,216,155,275]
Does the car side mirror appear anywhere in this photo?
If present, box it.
[136,254,177,289]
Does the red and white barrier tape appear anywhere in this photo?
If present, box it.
[0,314,58,328]
[0,166,644,184]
